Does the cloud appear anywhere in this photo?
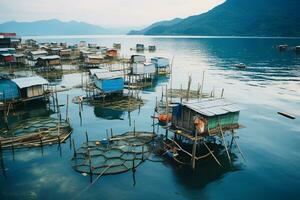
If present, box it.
[0,0,225,27]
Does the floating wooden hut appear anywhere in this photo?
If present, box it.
[171,98,240,136]
[29,50,48,60]
[0,78,20,102]
[148,45,156,51]
[0,76,49,111]
[0,33,21,48]
[13,53,26,66]
[131,55,146,63]
[80,50,93,60]
[132,62,156,75]
[59,49,72,58]
[93,71,124,94]
[136,44,145,51]
[151,57,170,74]
[88,43,97,49]
[113,43,121,49]
[11,76,49,100]
[50,47,62,55]
[0,53,13,64]
[79,41,87,48]
[85,55,104,67]
[36,55,61,70]
[167,98,242,169]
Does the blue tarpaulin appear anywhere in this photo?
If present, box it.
[0,79,20,101]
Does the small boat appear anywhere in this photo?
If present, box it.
[293,46,300,53]
[233,63,246,69]
[277,44,288,51]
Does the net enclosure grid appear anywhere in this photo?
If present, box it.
[73,95,145,112]
[0,117,72,149]
[71,131,156,175]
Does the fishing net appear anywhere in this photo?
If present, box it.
[0,117,72,149]
[73,95,145,112]
[71,131,155,175]
[167,89,210,99]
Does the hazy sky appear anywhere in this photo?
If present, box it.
[0,0,225,27]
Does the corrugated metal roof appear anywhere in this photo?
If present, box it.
[12,76,49,89]
[94,71,124,80]
[13,53,25,57]
[182,98,240,116]
[30,50,48,55]
[38,55,60,60]
[88,55,103,59]
[89,68,109,76]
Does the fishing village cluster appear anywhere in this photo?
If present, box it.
[0,32,259,184]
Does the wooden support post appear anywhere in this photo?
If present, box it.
[133,120,136,135]
[141,145,144,162]
[66,94,69,121]
[106,129,109,139]
[201,71,205,96]
[40,135,44,155]
[219,122,231,164]
[203,142,222,167]
[72,139,77,157]
[186,76,192,101]
[165,85,169,140]
[87,148,93,183]
[197,82,201,99]
[11,132,15,158]
[221,88,224,98]
[85,131,89,143]
[233,135,246,162]
[110,128,113,138]
[152,110,155,134]
[191,129,197,170]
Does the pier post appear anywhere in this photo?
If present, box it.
[66,94,69,122]
[191,129,197,170]
[85,131,89,143]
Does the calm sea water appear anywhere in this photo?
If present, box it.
[1,36,300,200]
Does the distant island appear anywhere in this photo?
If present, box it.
[0,19,133,36]
[128,0,300,37]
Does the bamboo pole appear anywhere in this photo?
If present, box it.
[186,76,192,101]
[85,131,89,143]
[233,136,246,162]
[219,122,231,164]
[203,142,222,167]
[201,71,205,96]
[66,94,69,121]
[191,128,197,170]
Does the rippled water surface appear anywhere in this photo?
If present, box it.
[1,36,300,200]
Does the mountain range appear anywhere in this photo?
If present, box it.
[0,19,134,35]
[128,0,300,37]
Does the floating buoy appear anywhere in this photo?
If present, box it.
[277,112,296,119]
[158,114,172,123]
[95,141,100,145]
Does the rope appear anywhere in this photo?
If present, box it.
[72,163,114,200]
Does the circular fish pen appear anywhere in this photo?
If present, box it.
[72,95,145,112]
[71,131,155,175]
[0,117,72,149]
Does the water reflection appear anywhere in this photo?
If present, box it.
[94,107,124,120]
[164,143,243,190]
